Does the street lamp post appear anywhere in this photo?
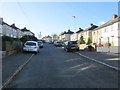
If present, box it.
[72,16,77,40]
[72,16,76,32]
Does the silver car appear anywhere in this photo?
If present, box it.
[23,41,39,54]
[37,41,43,48]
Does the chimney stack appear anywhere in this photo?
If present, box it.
[0,18,3,25]
[112,14,118,20]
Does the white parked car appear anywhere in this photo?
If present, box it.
[23,41,39,54]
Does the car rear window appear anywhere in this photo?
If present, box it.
[71,41,77,44]
[57,42,62,43]
[25,42,36,46]
[38,42,42,44]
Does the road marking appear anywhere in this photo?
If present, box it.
[64,58,81,62]
[76,52,120,71]
[1,54,34,89]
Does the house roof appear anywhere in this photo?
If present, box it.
[2,21,10,26]
[10,24,19,29]
[76,28,84,33]
[94,15,120,30]
[84,24,98,31]
[60,31,67,35]
[21,27,30,32]
[21,27,35,35]
[66,29,74,34]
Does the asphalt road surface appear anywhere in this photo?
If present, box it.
[8,43,119,88]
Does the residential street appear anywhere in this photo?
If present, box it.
[3,43,118,88]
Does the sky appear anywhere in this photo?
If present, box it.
[0,2,118,38]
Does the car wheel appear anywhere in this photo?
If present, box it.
[66,48,69,52]
[35,51,38,54]
[22,51,25,53]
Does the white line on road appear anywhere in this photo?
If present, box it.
[64,58,81,62]
[1,54,34,89]
[76,52,120,71]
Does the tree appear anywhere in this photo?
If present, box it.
[51,33,59,41]
[78,35,85,44]
[87,36,92,45]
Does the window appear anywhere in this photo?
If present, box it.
[111,25,113,31]
[104,28,108,33]
[97,31,99,34]
[118,23,120,30]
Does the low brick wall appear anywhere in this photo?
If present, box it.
[78,44,96,51]
[78,44,88,50]
[97,46,120,54]
[2,41,23,57]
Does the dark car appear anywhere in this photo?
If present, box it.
[49,41,53,44]
[54,41,62,47]
[64,41,79,52]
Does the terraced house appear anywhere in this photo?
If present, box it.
[21,27,35,36]
[0,18,2,36]
[77,23,98,43]
[59,29,74,41]
[70,28,83,41]
[92,14,120,53]
[1,18,24,38]
[0,18,35,39]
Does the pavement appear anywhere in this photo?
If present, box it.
[2,52,34,86]
[77,50,120,70]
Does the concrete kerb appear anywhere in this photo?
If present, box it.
[76,52,120,71]
[1,54,34,89]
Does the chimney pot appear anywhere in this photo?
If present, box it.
[90,23,93,26]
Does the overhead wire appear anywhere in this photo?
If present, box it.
[16,2,40,37]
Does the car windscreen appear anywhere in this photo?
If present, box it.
[25,42,36,46]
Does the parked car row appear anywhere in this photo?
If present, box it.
[53,40,79,52]
[54,41,63,47]
[22,40,79,54]
[22,40,44,54]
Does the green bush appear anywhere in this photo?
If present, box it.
[105,42,111,47]
[2,35,20,42]
[87,37,92,45]
[20,35,38,43]
[2,36,14,42]
[78,35,86,44]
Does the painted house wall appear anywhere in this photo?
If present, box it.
[70,33,78,41]
[92,29,102,46]
[0,18,2,36]
[101,21,119,46]
[64,34,71,41]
